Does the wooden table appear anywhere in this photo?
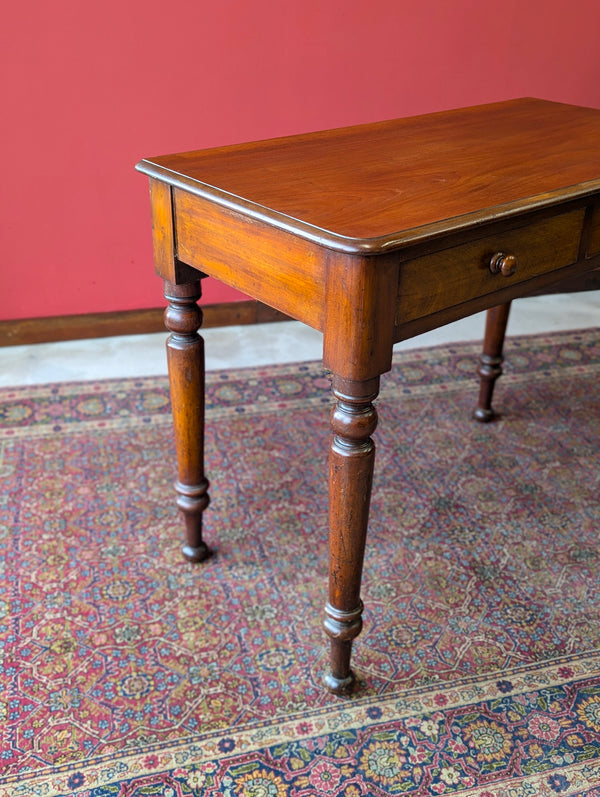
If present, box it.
[136,98,600,693]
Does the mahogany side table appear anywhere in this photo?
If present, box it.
[136,98,600,693]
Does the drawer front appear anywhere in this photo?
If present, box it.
[396,209,585,324]
[588,203,600,257]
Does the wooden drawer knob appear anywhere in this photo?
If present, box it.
[489,252,518,277]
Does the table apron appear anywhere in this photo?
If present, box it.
[173,188,326,331]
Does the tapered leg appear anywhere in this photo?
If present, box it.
[163,280,211,562]
[324,375,379,694]
[473,302,512,423]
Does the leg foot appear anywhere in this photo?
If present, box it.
[177,480,212,562]
[323,601,363,694]
[473,404,496,423]
[182,543,212,563]
[324,668,356,695]
[474,302,511,422]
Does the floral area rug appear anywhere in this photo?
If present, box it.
[1,328,599,797]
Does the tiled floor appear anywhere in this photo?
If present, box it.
[0,292,598,387]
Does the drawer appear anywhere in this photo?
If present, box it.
[396,208,585,324]
[588,203,600,257]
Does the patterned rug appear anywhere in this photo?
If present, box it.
[1,328,599,797]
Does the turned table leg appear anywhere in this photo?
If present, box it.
[324,375,379,694]
[163,279,211,562]
[473,302,512,423]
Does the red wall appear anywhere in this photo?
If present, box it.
[2,0,600,321]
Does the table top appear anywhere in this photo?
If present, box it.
[137,98,600,254]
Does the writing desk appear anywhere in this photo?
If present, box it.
[136,98,600,693]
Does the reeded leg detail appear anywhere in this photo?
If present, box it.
[164,279,211,562]
[324,375,379,694]
[474,302,512,423]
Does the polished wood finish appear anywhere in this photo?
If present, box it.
[394,207,586,333]
[139,99,600,251]
[532,268,600,294]
[163,280,211,562]
[174,189,326,329]
[137,98,600,693]
[324,375,379,693]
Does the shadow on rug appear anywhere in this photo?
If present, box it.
[1,328,599,796]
